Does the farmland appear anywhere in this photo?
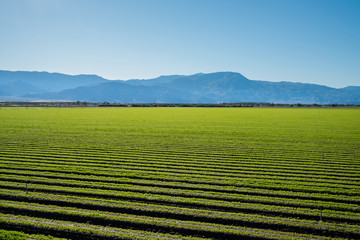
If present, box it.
[0,107,359,239]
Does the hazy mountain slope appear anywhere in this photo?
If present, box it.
[0,80,46,96]
[124,75,185,86]
[341,86,360,94]
[25,81,201,103]
[0,70,108,92]
[160,72,360,104]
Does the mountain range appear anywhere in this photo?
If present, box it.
[0,70,359,104]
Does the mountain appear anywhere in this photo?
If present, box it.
[26,81,198,103]
[0,80,46,96]
[0,70,107,93]
[124,75,186,87]
[1,70,359,104]
[341,86,360,94]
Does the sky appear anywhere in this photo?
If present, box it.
[0,0,359,88]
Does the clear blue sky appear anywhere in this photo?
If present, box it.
[0,0,359,88]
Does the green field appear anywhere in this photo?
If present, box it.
[0,107,359,240]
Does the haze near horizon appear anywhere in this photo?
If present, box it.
[0,0,359,88]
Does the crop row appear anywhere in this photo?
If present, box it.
[1,174,359,216]
[1,187,359,226]
[1,148,358,176]
[1,162,359,197]
[2,142,358,172]
[0,212,209,240]
[1,157,358,196]
[1,168,358,205]
[1,152,359,184]
[4,137,358,160]
[0,229,67,240]
[3,133,356,156]
[0,200,358,239]
[1,147,359,175]
[0,179,359,220]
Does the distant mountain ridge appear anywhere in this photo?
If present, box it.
[0,70,359,104]
[0,70,107,92]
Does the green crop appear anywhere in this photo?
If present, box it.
[0,107,359,239]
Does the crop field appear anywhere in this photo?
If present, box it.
[0,107,359,240]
